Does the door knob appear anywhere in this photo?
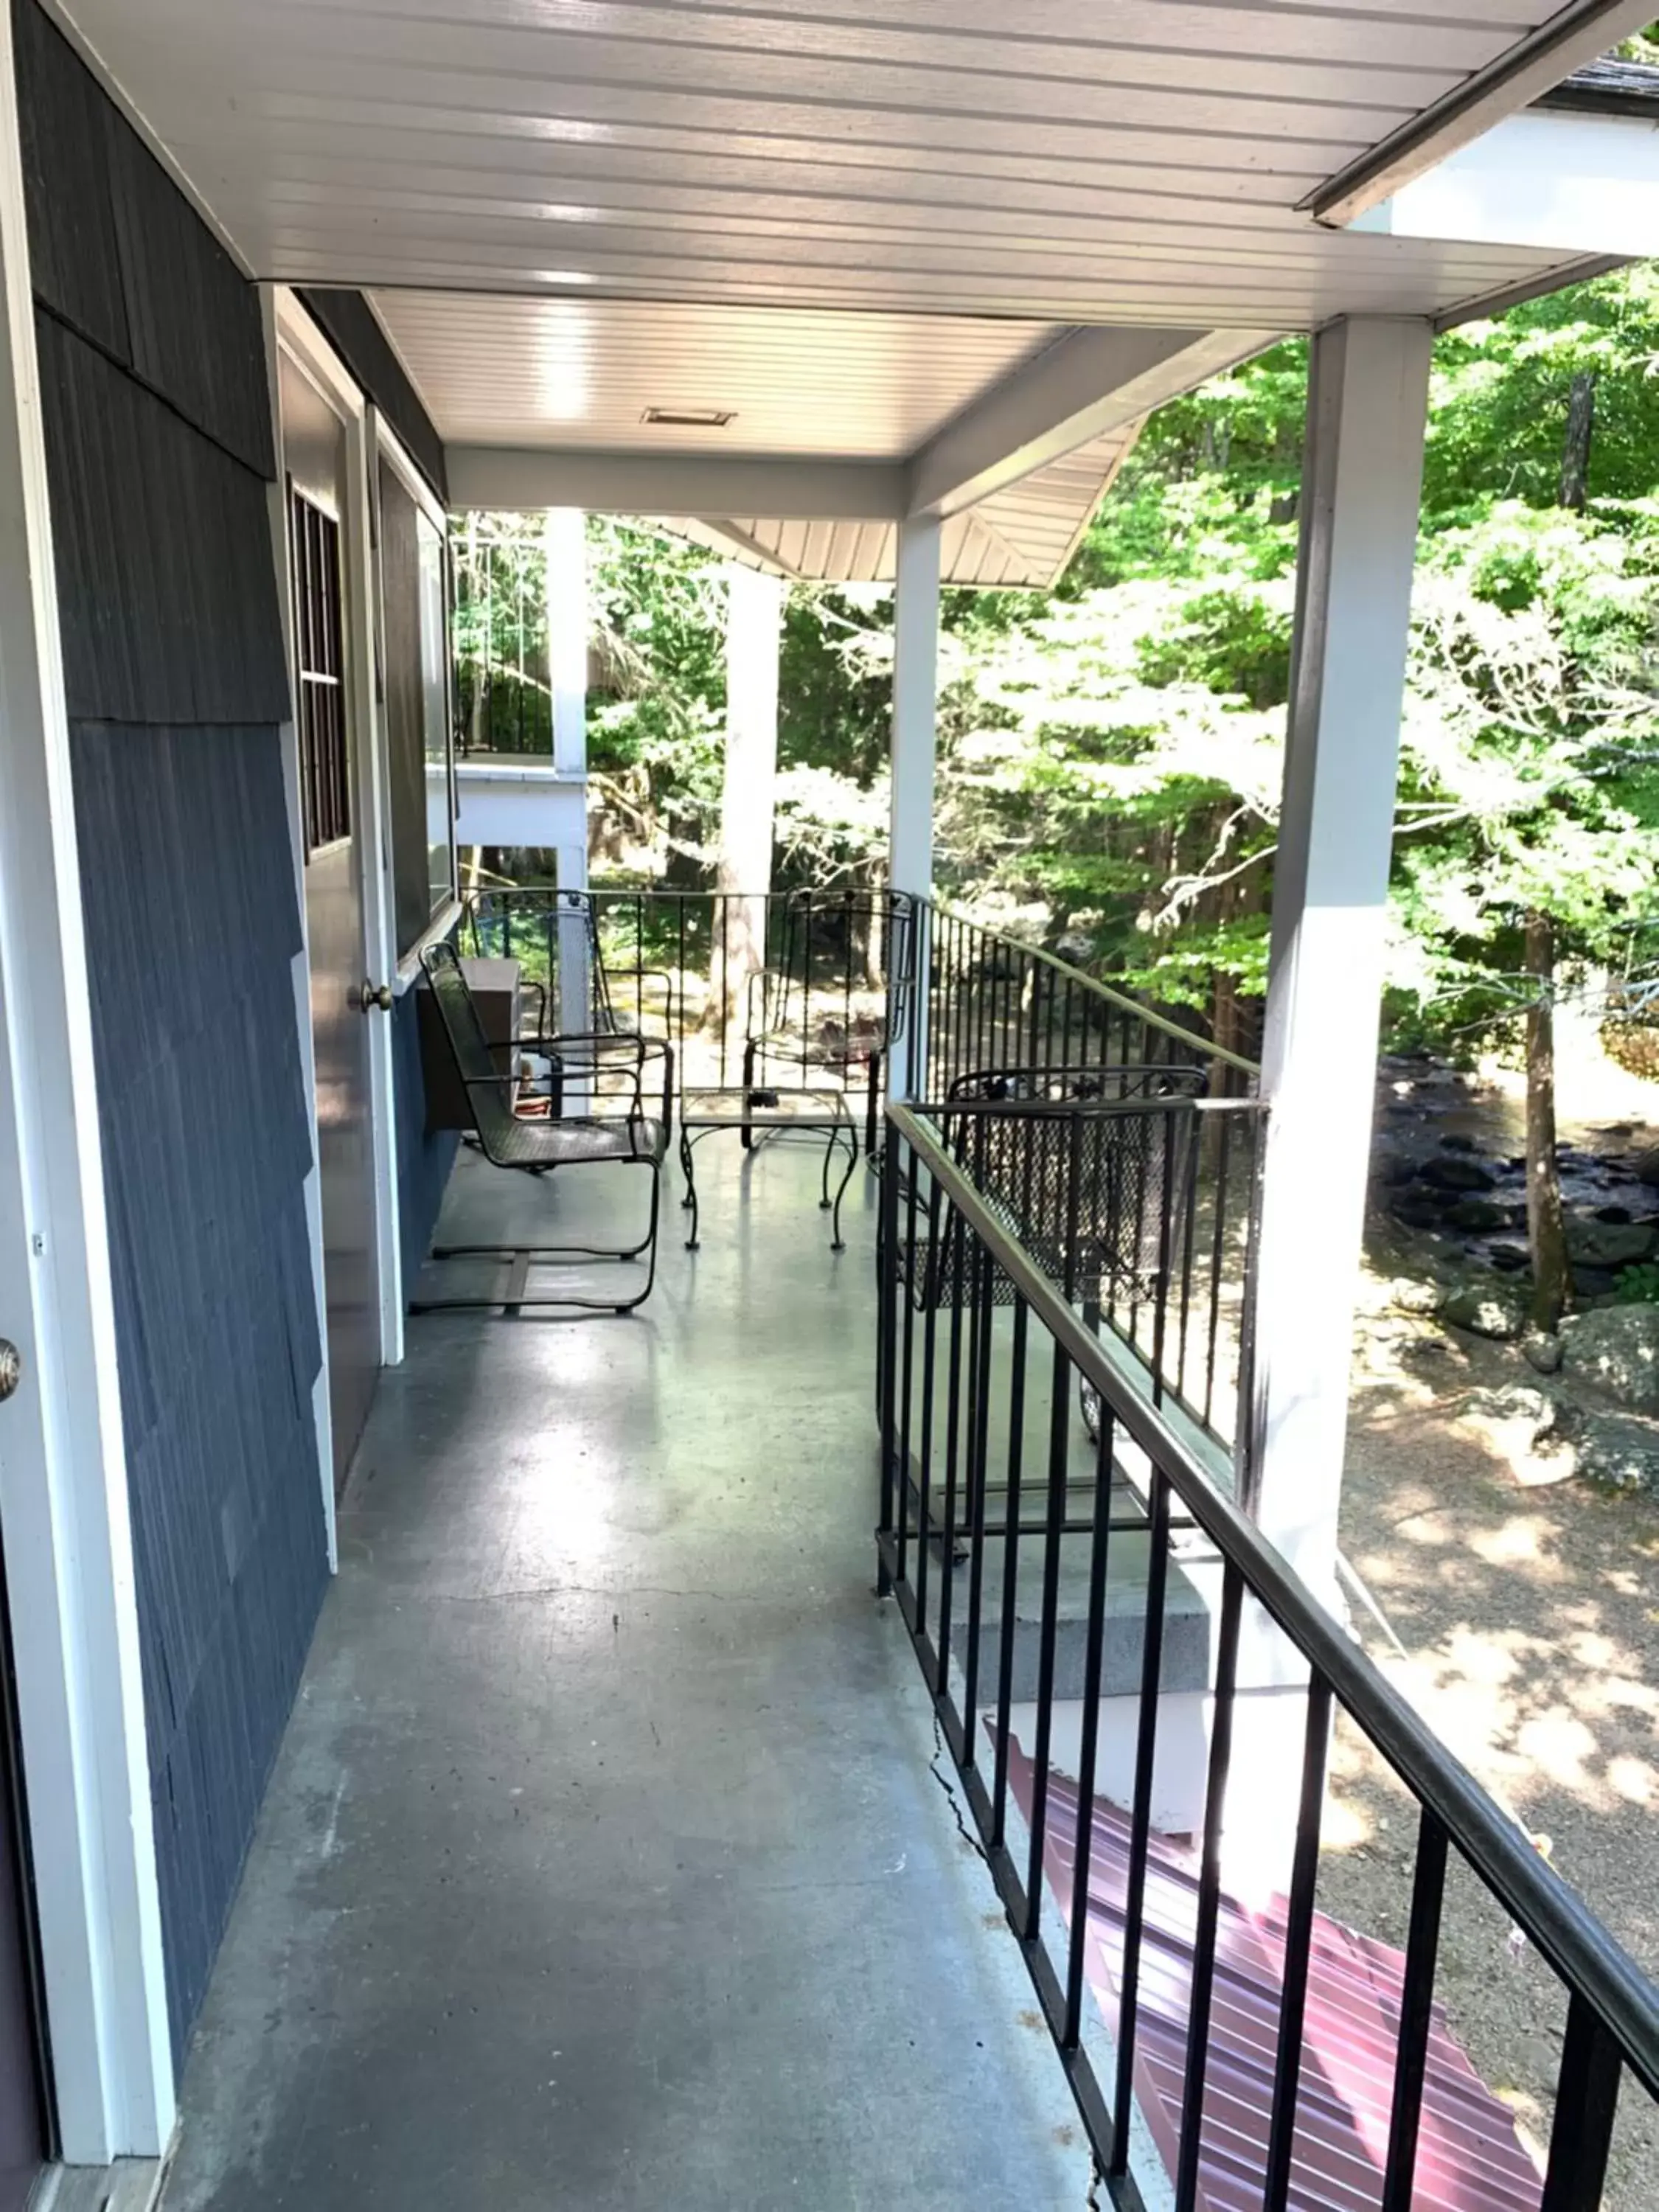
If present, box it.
[358,979,394,1013]
[0,1340,20,1403]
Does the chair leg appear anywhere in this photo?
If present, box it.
[680,1124,700,1250]
[613,1156,661,1313]
[830,1123,859,1252]
[412,1157,664,1314]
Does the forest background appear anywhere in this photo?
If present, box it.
[453,262,1659,1324]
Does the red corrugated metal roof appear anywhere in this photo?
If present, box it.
[1004,1736,1543,2211]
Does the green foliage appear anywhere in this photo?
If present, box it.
[1425,268,1659,518]
[585,518,728,850]
[1614,1262,1659,1307]
[456,262,1659,1060]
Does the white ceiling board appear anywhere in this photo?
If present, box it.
[59,0,1629,330]
[663,422,1142,588]
[374,293,1057,456]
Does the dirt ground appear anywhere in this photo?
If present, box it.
[1320,1303,1659,2206]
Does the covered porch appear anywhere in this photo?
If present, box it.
[159,1137,1096,2209]
[0,3,1657,2211]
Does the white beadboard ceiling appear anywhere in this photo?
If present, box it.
[667,426,1141,588]
[53,0,1646,583]
[60,0,1634,326]
[374,293,1057,456]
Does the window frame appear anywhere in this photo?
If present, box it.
[374,413,460,983]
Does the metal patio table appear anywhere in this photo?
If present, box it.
[677,1085,860,1251]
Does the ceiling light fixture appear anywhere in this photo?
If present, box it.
[642,406,737,428]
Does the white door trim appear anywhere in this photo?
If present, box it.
[273,291,406,1458]
[259,289,337,1570]
[0,0,173,2163]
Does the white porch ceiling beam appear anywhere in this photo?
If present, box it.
[686,518,805,580]
[905,326,1275,522]
[448,447,904,521]
[1307,0,1658,229]
[1352,108,1659,260]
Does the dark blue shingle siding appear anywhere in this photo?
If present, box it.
[18,0,329,2057]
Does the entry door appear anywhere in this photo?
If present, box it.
[280,352,379,1491]
[0,1557,44,2212]
[0,1102,54,2207]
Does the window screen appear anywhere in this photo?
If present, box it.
[289,485,349,853]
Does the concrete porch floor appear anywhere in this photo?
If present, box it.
[160,1133,1093,2209]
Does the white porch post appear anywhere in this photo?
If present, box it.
[1247,316,1433,1601]
[544,507,591,1046]
[712,564,785,1034]
[888,514,940,1099]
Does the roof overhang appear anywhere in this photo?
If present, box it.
[43,0,1659,586]
[1305,0,1659,227]
[1351,91,1659,262]
[658,422,1145,588]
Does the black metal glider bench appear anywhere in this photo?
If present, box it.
[414,939,671,1314]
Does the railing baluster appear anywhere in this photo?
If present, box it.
[1541,1994,1623,2212]
[1262,1673,1334,2212]
[1023,1335,1073,1942]
[897,1151,919,1587]
[1150,1102,1181,1410]
[991,1296,1028,1851]
[1111,1466,1172,2177]
[1205,1107,1235,1433]
[936,1199,967,1691]
[1173,1561,1243,2212]
[877,1131,902,1593]
[915,1173,942,1631]
[841,888,852,1085]
[974,925,990,1080]
[960,1189,995,1760]
[1065,1404,1116,2050]
[1380,1808,1448,2212]
[1175,1105,1200,1414]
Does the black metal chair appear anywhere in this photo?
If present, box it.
[905,1064,1206,1309]
[462,887,676,1086]
[414,940,672,1314]
[742,888,915,1157]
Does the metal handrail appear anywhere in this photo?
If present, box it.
[891,1099,1659,2104]
[926,896,1262,1083]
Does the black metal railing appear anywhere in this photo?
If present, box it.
[909,900,1259,1106]
[915,1087,1263,1459]
[462,884,917,1149]
[879,1102,1659,2212]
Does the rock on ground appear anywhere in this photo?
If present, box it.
[1559,1304,1659,1414]
[1438,1284,1526,1341]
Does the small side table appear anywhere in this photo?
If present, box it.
[677,1086,859,1250]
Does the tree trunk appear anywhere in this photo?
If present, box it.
[1525,911,1571,1332]
[705,566,785,1037]
[1559,372,1596,512]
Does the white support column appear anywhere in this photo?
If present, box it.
[1247,316,1433,1602]
[712,563,785,1034]
[544,508,591,1048]
[888,515,941,1099]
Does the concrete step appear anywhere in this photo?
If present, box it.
[896,1464,1212,1703]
